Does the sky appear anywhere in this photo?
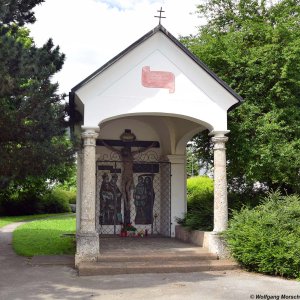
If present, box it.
[28,0,204,94]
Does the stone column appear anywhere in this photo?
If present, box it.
[75,128,99,266]
[76,151,83,232]
[211,134,229,232]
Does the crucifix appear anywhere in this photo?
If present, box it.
[155,7,166,25]
[100,130,157,225]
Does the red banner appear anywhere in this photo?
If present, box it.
[141,66,175,93]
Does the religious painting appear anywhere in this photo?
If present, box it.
[133,174,155,224]
[99,173,122,225]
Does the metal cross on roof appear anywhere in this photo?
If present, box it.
[154,7,166,25]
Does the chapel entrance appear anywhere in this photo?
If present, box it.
[96,159,171,237]
[72,24,242,266]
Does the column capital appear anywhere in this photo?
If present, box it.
[211,136,228,145]
[210,131,229,150]
[81,127,99,146]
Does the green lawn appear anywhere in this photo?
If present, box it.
[0,213,70,228]
[12,214,76,256]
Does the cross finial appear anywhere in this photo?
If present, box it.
[154,7,166,25]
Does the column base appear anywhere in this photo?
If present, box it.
[208,231,230,259]
[75,232,100,267]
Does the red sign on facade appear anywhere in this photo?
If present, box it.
[141,66,175,93]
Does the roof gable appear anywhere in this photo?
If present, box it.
[71,24,242,105]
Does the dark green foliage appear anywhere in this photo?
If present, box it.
[0,177,48,215]
[182,0,300,194]
[40,188,72,213]
[0,0,75,209]
[0,180,73,215]
[0,25,74,187]
[224,192,300,279]
[228,188,264,212]
[0,193,41,216]
[0,0,44,26]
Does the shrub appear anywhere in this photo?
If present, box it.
[224,191,300,279]
[177,176,265,231]
[0,175,76,215]
[40,188,72,213]
[177,176,214,230]
[0,178,48,216]
[0,194,42,216]
[55,188,76,205]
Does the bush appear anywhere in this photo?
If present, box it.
[177,176,214,231]
[177,176,266,231]
[0,175,76,215]
[40,188,72,213]
[0,178,48,216]
[224,191,300,279]
[0,194,42,216]
[54,188,76,204]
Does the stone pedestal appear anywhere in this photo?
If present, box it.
[211,135,228,232]
[76,233,100,264]
[75,128,100,266]
[206,231,230,259]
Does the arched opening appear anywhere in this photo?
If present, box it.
[91,114,212,238]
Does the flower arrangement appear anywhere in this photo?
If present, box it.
[124,223,137,232]
[120,223,137,237]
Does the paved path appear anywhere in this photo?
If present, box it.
[1,222,300,300]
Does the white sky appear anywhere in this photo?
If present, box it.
[28,0,204,94]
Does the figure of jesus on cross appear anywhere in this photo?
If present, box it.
[102,130,155,224]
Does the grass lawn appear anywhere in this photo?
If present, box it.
[0,213,70,228]
[13,214,76,256]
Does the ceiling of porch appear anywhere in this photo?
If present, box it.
[99,115,205,155]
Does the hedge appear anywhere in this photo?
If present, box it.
[224,192,300,279]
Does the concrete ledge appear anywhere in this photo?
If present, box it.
[175,225,209,247]
[175,225,231,259]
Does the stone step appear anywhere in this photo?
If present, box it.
[78,259,239,276]
[97,252,218,262]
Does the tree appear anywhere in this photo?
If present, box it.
[186,142,201,177]
[0,0,44,26]
[0,0,74,190]
[182,0,300,194]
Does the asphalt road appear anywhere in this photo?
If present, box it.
[1,222,299,300]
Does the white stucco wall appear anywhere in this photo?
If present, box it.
[75,32,239,132]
